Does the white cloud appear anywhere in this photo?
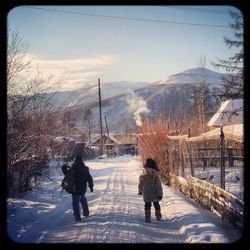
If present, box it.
[24,53,120,91]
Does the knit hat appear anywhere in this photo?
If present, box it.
[144,158,158,171]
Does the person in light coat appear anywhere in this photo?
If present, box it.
[138,158,163,222]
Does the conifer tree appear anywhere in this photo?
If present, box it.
[212,11,243,100]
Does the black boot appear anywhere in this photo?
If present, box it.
[155,210,162,221]
[145,210,151,222]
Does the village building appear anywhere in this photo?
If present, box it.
[187,99,243,142]
[91,133,138,157]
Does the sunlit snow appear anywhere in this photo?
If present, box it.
[7,155,241,243]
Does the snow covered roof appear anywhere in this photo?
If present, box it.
[91,134,121,146]
[113,134,138,144]
[223,124,243,142]
[168,134,188,140]
[91,133,138,146]
[108,134,121,144]
[53,136,75,142]
[186,124,243,142]
[207,99,243,127]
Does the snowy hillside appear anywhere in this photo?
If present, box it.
[48,81,151,108]
[7,155,241,243]
[157,67,229,87]
[42,67,227,132]
[49,67,227,109]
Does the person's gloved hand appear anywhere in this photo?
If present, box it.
[90,187,93,192]
[138,192,142,195]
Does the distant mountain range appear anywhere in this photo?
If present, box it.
[48,67,229,133]
[155,67,228,86]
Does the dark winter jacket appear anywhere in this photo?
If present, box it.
[71,162,94,195]
[138,167,163,202]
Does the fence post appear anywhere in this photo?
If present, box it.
[188,128,195,177]
[227,146,234,167]
[179,140,185,177]
[220,126,225,189]
[203,158,207,171]
[188,142,195,177]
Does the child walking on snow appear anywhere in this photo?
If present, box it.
[63,154,94,222]
[138,158,163,222]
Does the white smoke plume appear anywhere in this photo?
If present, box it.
[126,89,150,126]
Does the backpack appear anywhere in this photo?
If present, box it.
[61,166,76,194]
[62,164,71,175]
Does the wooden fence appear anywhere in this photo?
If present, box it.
[169,173,243,232]
[168,134,243,190]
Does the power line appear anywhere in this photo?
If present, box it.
[164,6,232,15]
[23,6,230,28]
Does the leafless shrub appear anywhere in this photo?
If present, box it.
[137,117,171,184]
[7,29,63,197]
[137,105,192,184]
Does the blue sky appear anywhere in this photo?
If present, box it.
[8,5,242,91]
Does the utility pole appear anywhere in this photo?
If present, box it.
[104,115,109,156]
[104,115,109,138]
[88,118,91,143]
[98,78,103,156]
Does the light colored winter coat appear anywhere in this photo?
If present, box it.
[138,167,163,202]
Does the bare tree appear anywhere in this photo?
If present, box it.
[82,108,96,143]
[7,28,30,96]
[7,28,63,197]
[190,57,216,133]
[61,108,76,138]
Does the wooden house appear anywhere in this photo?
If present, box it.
[91,133,138,156]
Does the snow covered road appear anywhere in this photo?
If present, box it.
[7,155,241,243]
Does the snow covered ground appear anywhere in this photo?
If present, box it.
[7,155,242,243]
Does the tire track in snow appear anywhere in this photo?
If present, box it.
[120,167,186,243]
[38,159,187,243]
[9,157,239,243]
[99,171,139,243]
[87,165,186,243]
[85,172,130,243]
[45,160,187,243]
[87,173,116,242]
[40,167,115,243]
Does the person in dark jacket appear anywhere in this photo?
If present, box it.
[71,154,94,222]
[138,158,163,222]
